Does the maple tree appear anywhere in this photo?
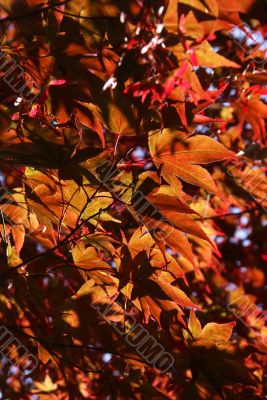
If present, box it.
[0,0,267,398]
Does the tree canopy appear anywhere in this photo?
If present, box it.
[0,0,267,398]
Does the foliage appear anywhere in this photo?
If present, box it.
[0,0,266,398]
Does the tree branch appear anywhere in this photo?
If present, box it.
[53,8,119,21]
[0,1,120,25]
[0,1,69,24]
[200,206,264,221]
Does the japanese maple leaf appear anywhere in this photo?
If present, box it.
[149,129,234,193]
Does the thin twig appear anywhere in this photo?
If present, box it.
[53,8,119,21]
[199,206,263,221]
[0,1,68,24]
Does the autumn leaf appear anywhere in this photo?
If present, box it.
[198,321,236,345]
[34,375,58,393]
[235,95,267,142]
[149,129,234,193]
[180,0,218,16]
[72,242,116,284]
[116,243,197,326]
[0,0,265,398]
[188,310,202,338]
[163,0,178,33]
[194,41,240,68]
[80,93,138,136]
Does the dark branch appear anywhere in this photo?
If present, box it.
[200,206,264,221]
[0,1,68,24]
[0,1,119,25]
